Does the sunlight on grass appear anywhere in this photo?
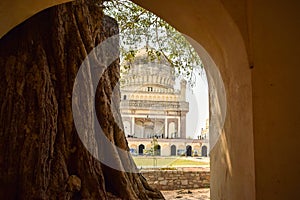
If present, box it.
[170,159,208,166]
[133,157,209,167]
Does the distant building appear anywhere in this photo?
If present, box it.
[200,119,209,157]
[120,49,207,156]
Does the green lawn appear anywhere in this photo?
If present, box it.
[133,157,209,167]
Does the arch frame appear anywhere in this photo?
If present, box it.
[138,144,145,155]
[170,144,176,156]
[0,1,256,199]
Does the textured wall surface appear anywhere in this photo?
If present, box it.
[142,169,210,190]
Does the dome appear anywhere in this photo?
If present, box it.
[121,48,176,89]
[132,48,169,65]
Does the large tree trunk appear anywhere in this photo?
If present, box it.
[0,0,164,199]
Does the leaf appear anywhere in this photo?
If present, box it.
[103,0,204,87]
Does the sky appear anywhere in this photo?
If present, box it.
[175,71,209,139]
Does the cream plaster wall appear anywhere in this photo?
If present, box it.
[0,0,72,38]
[251,1,300,199]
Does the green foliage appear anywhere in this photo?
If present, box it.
[103,0,203,85]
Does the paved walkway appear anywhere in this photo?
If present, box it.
[161,188,210,200]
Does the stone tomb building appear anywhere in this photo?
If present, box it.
[120,49,208,156]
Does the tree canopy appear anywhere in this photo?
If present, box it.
[103,0,203,85]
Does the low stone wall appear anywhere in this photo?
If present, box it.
[141,168,210,190]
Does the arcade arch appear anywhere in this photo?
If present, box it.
[138,144,145,155]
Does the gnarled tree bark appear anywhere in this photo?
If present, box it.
[0,0,164,199]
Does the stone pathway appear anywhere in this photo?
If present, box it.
[161,188,210,200]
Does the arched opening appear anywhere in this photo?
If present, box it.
[186,145,192,156]
[134,120,144,138]
[202,145,208,157]
[170,145,176,156]
[168,122,176,138]
[138,144,145,155]
[154,121,164,138]
[144,127,153,138]
[123,121,131,136]
[1,0,256,199]
[155,145,161,156]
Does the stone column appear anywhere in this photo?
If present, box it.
[165,118,168,138]
[131,117,135,136]
[180,114,186,139]
[180,79,187,101]
[177,118,181,138]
